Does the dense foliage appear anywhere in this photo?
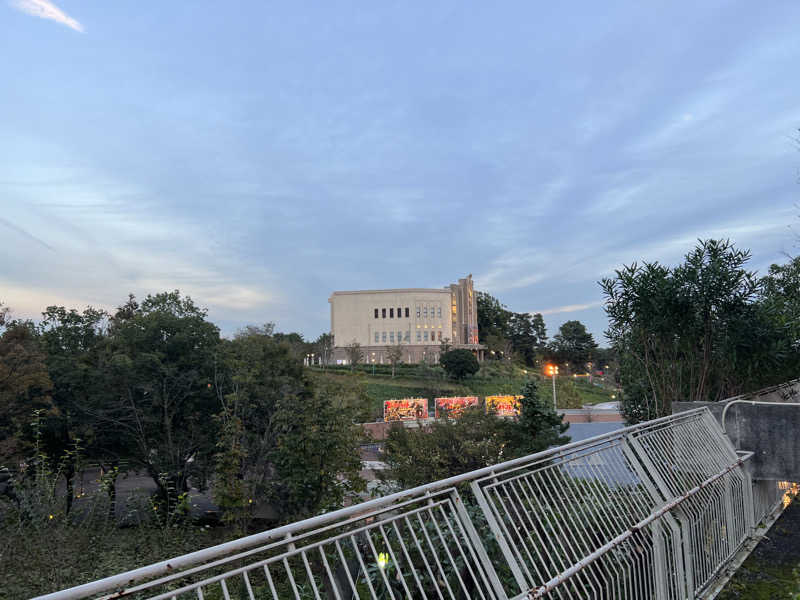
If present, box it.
[439,348,480,380]
[550,320,598,367]
[0,292,368,533]
[602,239,800,422]
[382,379,569,489]
[477,292,549,365]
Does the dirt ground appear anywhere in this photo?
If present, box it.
[717,498,800,599]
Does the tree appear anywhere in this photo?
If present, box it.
[476,292,512,343]
[106,291,221,501]
[550,320,597,370]
[503,380,570,454]
[37,305,111,513]
[508,312,544,366]
[314,333,334,367]
[385,344,403,378]
[344,341,362,370]
[439,349,480,380]
[214,330,365,527]
[759,255,800,382]
[476,292,548,365]
[0,322,54,462]
[272,331,311,361]
[601,239,774,422]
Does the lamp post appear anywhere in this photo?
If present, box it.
[371,352,376,375]
[545,364,559,410]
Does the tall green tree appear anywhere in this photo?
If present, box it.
[601,239,781,422]
[759,255,800,381]
[314,332,334,367]
[476,292,513,343]
[550,320,597,369]
[38,305,111,512]
[214,329,364,527]
[107,292,221,499]
[477,292,548,365]
[0,322,53,462]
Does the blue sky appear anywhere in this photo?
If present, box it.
[2,1,799,342]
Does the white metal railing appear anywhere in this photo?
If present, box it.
[34,408,787,600]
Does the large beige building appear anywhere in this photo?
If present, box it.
[329,274,484,364]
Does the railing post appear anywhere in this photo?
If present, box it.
[470,473,529,596]
[624,434,694,598]
[650,520,670,600]
[449,489,509,600]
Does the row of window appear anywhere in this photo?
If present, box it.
[374,330,443,343]
[373,306,443,319]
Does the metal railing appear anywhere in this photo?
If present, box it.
[35,408,787,600]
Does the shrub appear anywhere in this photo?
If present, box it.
[439,349,480,380]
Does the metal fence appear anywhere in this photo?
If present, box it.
[35,408,787,600]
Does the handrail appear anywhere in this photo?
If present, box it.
[721,399,800,434]
[34,408,706,600]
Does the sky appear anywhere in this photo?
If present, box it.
[2,1,799,343]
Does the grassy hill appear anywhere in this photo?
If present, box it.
[310,362,617,421]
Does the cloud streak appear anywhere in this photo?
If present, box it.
[9,0,84,32]
[536,302,604,316]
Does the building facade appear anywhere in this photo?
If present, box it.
[329,274,484,364]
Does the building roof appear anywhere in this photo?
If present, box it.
[329,288,451,297]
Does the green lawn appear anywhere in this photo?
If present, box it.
[312,363,618,419]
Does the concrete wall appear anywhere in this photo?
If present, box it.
[673,380,800,480]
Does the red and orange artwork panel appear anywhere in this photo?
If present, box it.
[485,395,523,417]
[384,398,429,422]
[434,396,479,418]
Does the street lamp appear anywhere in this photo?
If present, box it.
[545,364,559,410]
[371,352,376,375]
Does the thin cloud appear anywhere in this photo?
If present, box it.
[9,0,84,32]
[536,301,603,316]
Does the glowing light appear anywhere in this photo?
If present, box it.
[377,552,389,569]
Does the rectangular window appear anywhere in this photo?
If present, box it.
[390,308,394,318]
[424,306,428,318]
[398,331,402,342]
[416,330,421,342]
[374,332,379,343]
[405,307,409,318]
[416,306,421,318]
[374,308,378,319]
[404,331,410,342]
[424,331,429,341]
[438,331,442,341]
[382,308,386,318]
[382,332,387,343]
[390,331,395,343]
[438,306,442,318]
